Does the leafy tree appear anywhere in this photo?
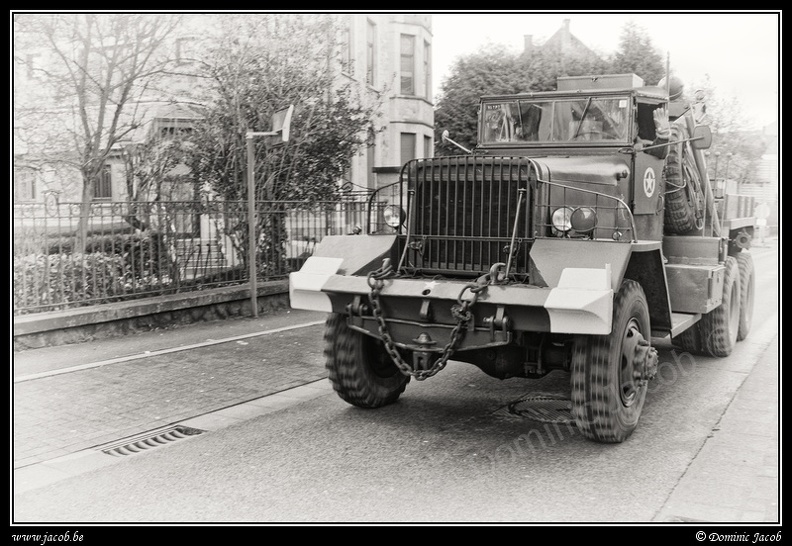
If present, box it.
[433,45,526,155]
[186,14,382,269]
[434,43,609,155]
[690,75,767,185]
[189,15,381,202]
[609,20,666,86]
[522,44,611,91]
[13,13,182,251]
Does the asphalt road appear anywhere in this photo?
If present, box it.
[11,244,779,524]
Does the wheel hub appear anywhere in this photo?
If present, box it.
[628,327,658,384]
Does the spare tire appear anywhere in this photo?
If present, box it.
[663,121,705,234]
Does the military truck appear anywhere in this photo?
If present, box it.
[289,73,756,443]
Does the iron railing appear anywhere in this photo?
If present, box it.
[13,198,369,315]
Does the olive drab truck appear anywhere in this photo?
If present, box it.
[289,73,757,443]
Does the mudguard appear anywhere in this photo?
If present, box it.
[289,234,397,313]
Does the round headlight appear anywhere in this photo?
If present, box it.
[570,207,597,233]
[383,205,405,228]
[551,207,573,232]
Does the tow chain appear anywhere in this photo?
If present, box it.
[366,264,492,381]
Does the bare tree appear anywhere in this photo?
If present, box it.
[14,13,182,250]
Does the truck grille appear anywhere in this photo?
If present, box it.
[403,156,533,276]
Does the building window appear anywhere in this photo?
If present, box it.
[340,19,354,75]
[400,133,416,166]
[424,41,432,100]
[14,169,36,202]
[400,34,415,95]
[93,165,112,200]
[424,135,432,158]
[366,20,376,86]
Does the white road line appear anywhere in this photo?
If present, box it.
[13,320,326,384]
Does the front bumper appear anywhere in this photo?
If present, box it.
[290,256,614,337]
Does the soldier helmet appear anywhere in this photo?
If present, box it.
[657,75,685,101]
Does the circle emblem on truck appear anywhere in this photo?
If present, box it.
[643,167,656,198]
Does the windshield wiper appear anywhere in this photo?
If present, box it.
[572,97,593,140]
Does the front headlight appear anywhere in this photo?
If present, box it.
[383,205,405,228]
[570,207,597,233]
[551,207,574,232]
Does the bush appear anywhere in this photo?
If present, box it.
[35,232,170,278]
[13,253,128,311]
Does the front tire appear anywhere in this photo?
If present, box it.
[324,313,410,408]
[571,280,651,443]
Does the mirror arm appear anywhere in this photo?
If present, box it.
[639,136,704,152]
[441,130,472,154]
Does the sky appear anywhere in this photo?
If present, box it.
[431,11,780,131]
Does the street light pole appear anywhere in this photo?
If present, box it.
[246,134,259,318]
[244,105,294,319]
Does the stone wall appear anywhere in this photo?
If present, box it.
[13,281,289,351]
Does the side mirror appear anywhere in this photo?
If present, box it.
[440,129,471,154]
[691,125,712,150]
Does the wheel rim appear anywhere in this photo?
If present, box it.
[619,318,643,407]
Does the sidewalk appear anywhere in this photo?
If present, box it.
[654,336,779,522]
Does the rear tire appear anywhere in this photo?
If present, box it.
[324,313,410,408]
[571,280,651,443]
[673,323,703,354]
[736,251,755,341]
[699,256,741,357]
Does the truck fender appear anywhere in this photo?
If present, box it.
[312,234,399,275]
[529,238,672,336]
[289,234,399,313]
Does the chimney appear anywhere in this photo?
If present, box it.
[523,35,534,55]
[561,18,571,52]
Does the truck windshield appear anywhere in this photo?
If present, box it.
[480,96,631,145]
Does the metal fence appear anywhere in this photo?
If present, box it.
[13,197,370,315]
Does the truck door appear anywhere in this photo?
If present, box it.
[633,152,664,216]
[631,102,668,240]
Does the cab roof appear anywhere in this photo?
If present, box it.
[480,86,668,102]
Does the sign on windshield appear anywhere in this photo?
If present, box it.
[480,97,631,145]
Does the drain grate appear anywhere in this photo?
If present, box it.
[100,425,205,457]
[506,394,574,424]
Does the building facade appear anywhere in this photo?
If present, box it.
[338,14,434,191]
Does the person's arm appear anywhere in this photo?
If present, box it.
[646,108,670,159]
